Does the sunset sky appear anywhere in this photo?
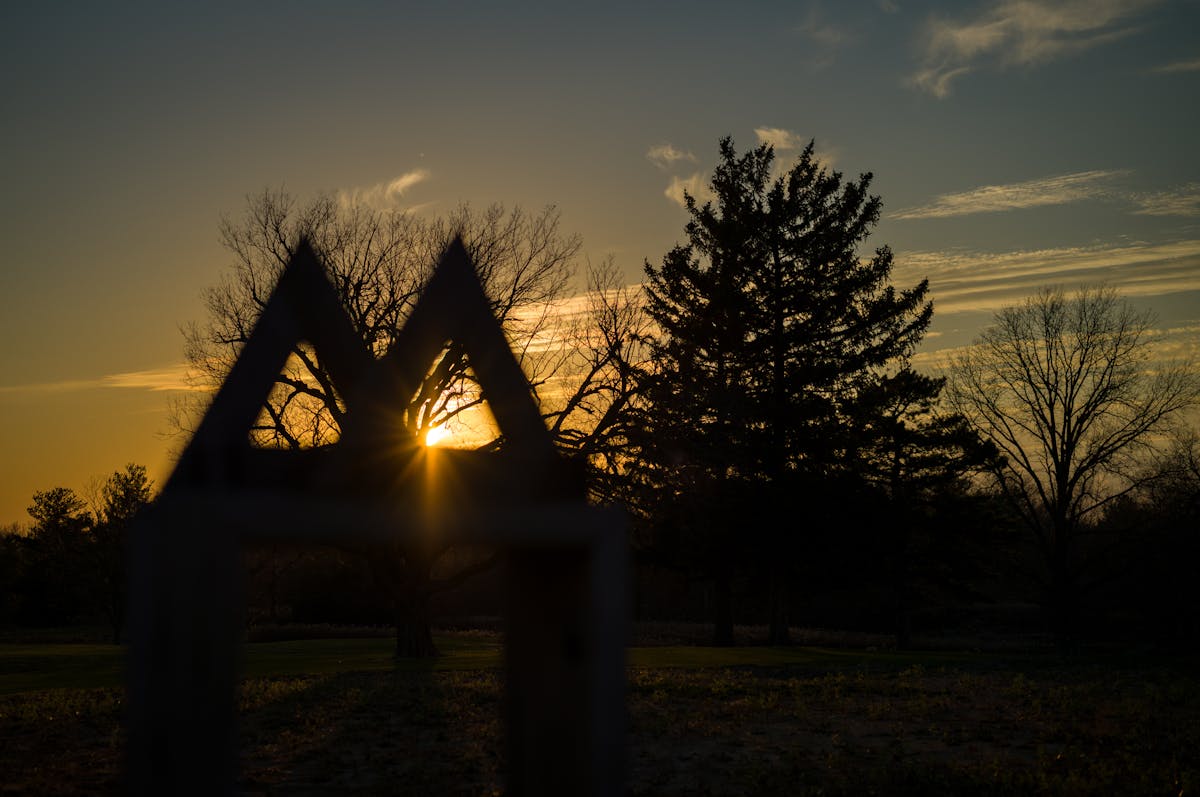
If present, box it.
[2,1,1198,527]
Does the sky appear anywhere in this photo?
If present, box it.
[2,0,1198,527]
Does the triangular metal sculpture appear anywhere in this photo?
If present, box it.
[166,238,374,487]
[128,237,627,797]
[170,236,559,492]
[374,236,557,460]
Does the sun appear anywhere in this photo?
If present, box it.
[423,424,451,447]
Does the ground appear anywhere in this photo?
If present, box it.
[1,624,1196,795]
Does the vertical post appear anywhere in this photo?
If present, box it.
[127,497,241,796]
[503,511,628,797]
[589,515,629,797]
[504,547,593,796]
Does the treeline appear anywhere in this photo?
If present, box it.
[3,135,1198,654]
[1,464,150,643]
[3,458,1194,651]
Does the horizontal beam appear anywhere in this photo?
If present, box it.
[147,489,624,549]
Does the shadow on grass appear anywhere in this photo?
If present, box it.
[238,667,505,794]
[2,633,1198,795]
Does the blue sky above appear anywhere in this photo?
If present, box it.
[1,0,1198,524]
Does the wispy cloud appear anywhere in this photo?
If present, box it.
[337,169,431,210]
[1157,324,1200,362]
[754,127,839,170]
[1149,56,1200,74]
[792,5,848,70]
[0,364,201,396]
[658,129,838,208]
[102,365,200,392]
[1130,184,1200,217]
[891,170,1127,219]
[510,292,607,356]
[754,127,808,151]
[911,0,1159,98]
[646,143,696,170]
[0,378,102,395]
[914,319,1200,373]
[795,6,846,48]
[664,173,715,209]
[893,239,1200,317]
[911,65,972,99]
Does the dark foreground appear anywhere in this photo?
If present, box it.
[1,638,1197,796]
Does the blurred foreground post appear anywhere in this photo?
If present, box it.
[127,237,627,796]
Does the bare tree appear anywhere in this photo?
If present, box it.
[945,284,1200,642]
[174,188,642,656]
[538,257,652,505]
[176,189,579,447]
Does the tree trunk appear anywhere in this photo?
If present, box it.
[767,564,791,645]
[1048,575,1079,655]
[1048,529,1079,654]
[110,588,123,646]
[394,582,439,659]
[712,564,735,646]
[368,545,441,659]
[893,526,911,651]
[894,587,911,651]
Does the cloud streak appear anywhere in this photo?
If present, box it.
[657,128,841,209]
[893,239,1200,317]
[646,143,696,169]
[795,7,845,49]
[891,170,1127,219]
[791,6,848,70]
[337,169,431,210]
[754,127,808,151]
[1149,56,1200,74]
[911,0,1159,98]
[754,126,839,173]
[913,320,1200,375]
[0,364,201,396]
[1130,183,1200,217]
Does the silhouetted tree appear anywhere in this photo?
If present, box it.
[91,463,153,643]
[177,190,578,449]
[23,487,94,626]
[1132,430,1200,648]
[638,136,934,645]
[542,258,651,507]
[0,523,30,626]
[850,369,998,647]
[945,285,1200,646]
[179,189,643,656]
[1087,427,1200,649]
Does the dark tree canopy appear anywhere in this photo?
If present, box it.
[637,136,940,644]
[21,487,94,626]
[642,137,933,481]
[93,463,153,643]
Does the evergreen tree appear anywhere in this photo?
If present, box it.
[639,136,935,644]
[850,369,998,647]
[93,463,153,643]
[23,487,94,626]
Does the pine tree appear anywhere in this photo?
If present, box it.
[639,136,935,644]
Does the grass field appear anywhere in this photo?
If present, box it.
[1,628,1197,795]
